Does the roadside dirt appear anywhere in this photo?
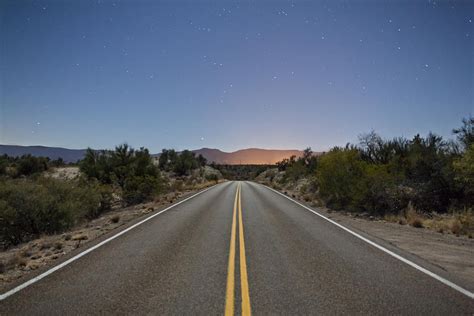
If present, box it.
[323,208,473,284]
[45,166,81,180]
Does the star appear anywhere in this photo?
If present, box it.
[200,137,205,141]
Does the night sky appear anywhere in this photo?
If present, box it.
[1,0,472,152]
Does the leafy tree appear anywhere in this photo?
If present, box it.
[453,144,474,203]
[453,116,474,149]
[111,144,135,189]
[197,154,207,167]
[173,150,199,176]
[158,149,170,170]
[79,144,163,205]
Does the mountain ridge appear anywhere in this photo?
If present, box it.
[0,144,307,165]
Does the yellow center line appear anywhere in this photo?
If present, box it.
[224,182,252,316]
[238,183,252,316]
[224,183,239,316]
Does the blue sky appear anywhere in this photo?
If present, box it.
[1,0,472,153]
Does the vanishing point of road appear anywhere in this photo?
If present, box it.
[1,181,473,315]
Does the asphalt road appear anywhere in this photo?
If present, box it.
[1,181,473,315]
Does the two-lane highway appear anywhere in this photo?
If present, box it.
[1,181,473,314]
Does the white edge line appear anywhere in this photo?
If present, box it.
[260,183,474,300]
[0,184,218,301]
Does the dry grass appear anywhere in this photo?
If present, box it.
[72,234,88,241]
[404,203,425,228]
[410,218,424,228]
[384,205,474,237]
[9,254,27,269]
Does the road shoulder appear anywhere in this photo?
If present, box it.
[254,181,474,293]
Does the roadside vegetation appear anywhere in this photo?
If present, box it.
[212,164,271,180]
[0,145,221,249]
[258,117,474,237]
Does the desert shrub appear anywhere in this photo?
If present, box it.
[317,148,365,210]
[205,173,219,184]
[263,117,472,218]
[158,149,204,175]
[453,144,474,205]
[212,164,270,180]
[80,144,163,205]
[0,155,8,175]
[0,177,112,247]
[173,150,199,176]
[171,179,184,192]
[14,155,49,176]
[315,148,410,215]
[284,160,307,182]
[352,164,408,215]
[122,175,163,205]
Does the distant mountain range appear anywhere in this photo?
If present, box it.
[191,148,305,165]
[0,145,88,163]
[0,145,306,165]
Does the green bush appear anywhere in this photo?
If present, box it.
[270,118,473,216]
[205,173,219,184]
[13,155,49,177]
[0,177,111,247]
[80,144,163,205]
[317,148,366,210]
[453,144,474,204]
[123,175,163,205]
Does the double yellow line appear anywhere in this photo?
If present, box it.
[225,182,251,316]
